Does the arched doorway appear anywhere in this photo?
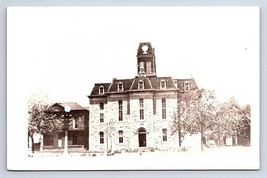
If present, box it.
[138,127,147,147]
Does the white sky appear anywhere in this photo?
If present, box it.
[7,6,259,107]
[7,6,260,170]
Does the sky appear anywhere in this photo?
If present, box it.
[7,6,259,107]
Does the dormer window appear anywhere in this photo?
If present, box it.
[99,86,104,95]
[173,80,178,88]
[160,80,167,89]
[184,82,190,91]
[118,82,124,91]
[138,80,144,90]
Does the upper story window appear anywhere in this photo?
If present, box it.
[73,118,78,129]
[100,113,104,123]
[99,86,104,95]
[184,82,190,91]
[138,80,144,90]
[118,82,124,91]
[139,62,145,75]
[146,61,152,73]
[139,98,144,120]
[100,102,104,110]
[118,100,123,121]
[160,80,167,89]
[162,98,166,119]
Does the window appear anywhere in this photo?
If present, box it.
[138,80,144,90]
[146,61,152,73]
[174,80,178,88]
[160,80,166,89]
[162,129,167,142]
[100,102,104,110]
[100,113,104,123]
[139,62,145,74]
[118,82,124,91]
[119,130,123,143]
[139,98,144,120]
[184,82,190,91]
[162,98,166,119]
[118,100,123,121]
[99,132,104,144]
[127,100,130,115]
[99,86,104,95]
[73,118,78,129]
[153,98,156,115]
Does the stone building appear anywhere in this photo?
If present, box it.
[88,42,197,153]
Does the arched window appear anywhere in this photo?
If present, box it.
[118,82,124,91]
[139,62,145,75]
[138,80,144,90]
[99,86,104,95]
[160,80,166,89]
[146,61,152,73]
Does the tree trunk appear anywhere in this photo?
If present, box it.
[235,129,238,146]
[31,135,34,154]
[178,118,182,147]
[218,124,221,148]
[201,125,204,152]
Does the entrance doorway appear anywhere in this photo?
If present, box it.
[138,127,146,147]
[73,134,78,145]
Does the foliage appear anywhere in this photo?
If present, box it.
[28,92,62,152]
[215,97,251,145]
[172,89,251,151]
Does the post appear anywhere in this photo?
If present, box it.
[63,130,68,155]
[63,106,71,156]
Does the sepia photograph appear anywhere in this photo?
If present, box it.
[7,6,259,170]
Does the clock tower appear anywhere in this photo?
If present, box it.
[136,42,157,77]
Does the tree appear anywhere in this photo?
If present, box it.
[215,97,251,146]
[172,89,251,151]
[171,90,201,147]
[173,89,218,152]
[28,92,62,153]
[106,119,116,154]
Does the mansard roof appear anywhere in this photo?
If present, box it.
[149,76,176,90]
[89,76,197,97]
[108,78,133,92]
[130,77,153,90]
[174,78,198,91]
[90,83,111,96]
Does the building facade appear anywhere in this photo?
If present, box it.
[43,102,89,150]
[88,42,197,153]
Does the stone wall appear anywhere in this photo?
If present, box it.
[89,92,180,152]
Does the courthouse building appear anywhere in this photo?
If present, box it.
[88,42,197,152]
